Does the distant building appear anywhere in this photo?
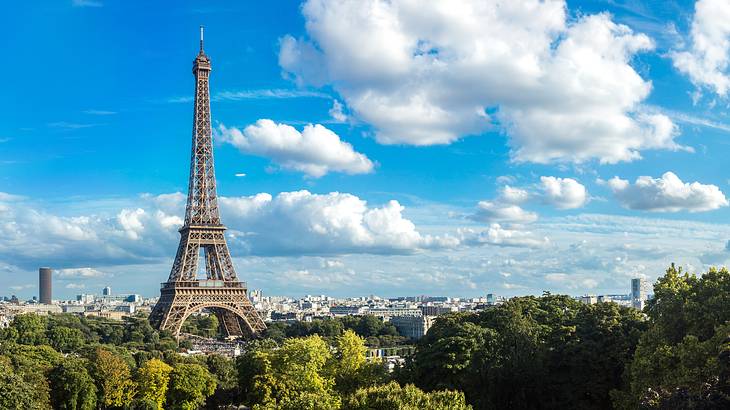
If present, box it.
[420,305,457,316]
[103,286,112,296]
[249,289,263,303]
[39,267,52,304]
[631,278,651,310]
[423,296,449,303]
[115,304,136,314]
[368,307,422,318]
[389,315,435,340]
[62,305,86,314]
[77,294,96,304]
[597,294,631,307]
[579,295,598,305]
[330,306,367,316]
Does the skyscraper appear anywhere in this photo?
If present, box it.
[631,278,650,310]
[39,267,52,304]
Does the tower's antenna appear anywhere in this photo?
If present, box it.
[199,25,204,52]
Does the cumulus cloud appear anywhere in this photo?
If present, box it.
[220,190,458,255]
[459,224,549,248]
[471,201,538,224]
[607,172,728,212]
[0,194,187,269]
[217,120,373,177]
[471,176,588,225]
[280,0,684,163]
[57,267,107,279]
[671,0,730,96]
[539,176,588,209]
[499,186,530,205]
[0,189,459,271]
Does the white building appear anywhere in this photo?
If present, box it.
[631,278,652,310]
[389,315,434,340]
[368,307,422,318]
[330,306,367,316]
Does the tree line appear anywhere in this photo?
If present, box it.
[399,264,730,409]
[0,311,460,409]
[1,263,729,409]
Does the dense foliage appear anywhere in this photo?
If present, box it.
[403,294,647,409]
[614,264,730,409]
[0,264,728,409]
[0,312,449,409]
[264,314,408,347]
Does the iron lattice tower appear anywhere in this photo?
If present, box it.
[149,27,266,338]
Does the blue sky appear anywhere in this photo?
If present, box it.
[4,0,730,299]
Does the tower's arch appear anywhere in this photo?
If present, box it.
[176,302,259,338]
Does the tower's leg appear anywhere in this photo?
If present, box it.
[212,308,244,337]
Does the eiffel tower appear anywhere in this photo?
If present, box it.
[149,27,266,338]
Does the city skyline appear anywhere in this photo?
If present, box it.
[5,0,730,299]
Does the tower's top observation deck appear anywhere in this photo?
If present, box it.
[193,26,211,72]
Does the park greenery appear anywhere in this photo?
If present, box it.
[0,263,729,409]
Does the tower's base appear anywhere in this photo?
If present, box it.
[149,280,266,338]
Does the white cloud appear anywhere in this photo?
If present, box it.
[0,192,25,201]
[280,0,683,163]
[322,259,345,268]
[117,208,146,240]
[459,224,549,248]
[471,201,538,224]
[671,0,730,96]
[1,190,458,269]
[607,172,728,212]
[329,100,348,122]
[499,186,530,205]
[6,190,730,297]
[220,190,457,254]
[218,120,373,177]
[57,267,107,279]
[539,176,588,209]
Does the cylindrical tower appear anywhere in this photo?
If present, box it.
[39,267,52,304]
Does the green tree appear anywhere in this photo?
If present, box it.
[48,326,85,353]
[166,363,217,410]
[136,358,173,410]
[0,343,62,406]
[332,330,386,395]
[412,314,487,392]
[410,295,646,409]
[181,314,220,338]
[206,354,238,406]
[49,357,98,410]
[242,335,341,409]
[344,381,472,410]
[11,313,48,345]
[615,265,730,409]
[90,347,136,408]
[0,356,39,409]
